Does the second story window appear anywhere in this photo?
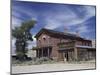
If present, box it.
[82,42,84,46]
[38,39,41,45]
[42,35,46,41]
[88,43,91,46]
[39,39,41,43]
[43,38,46,41]
[37,39,41,47]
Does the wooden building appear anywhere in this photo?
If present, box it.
[34,28,96,61]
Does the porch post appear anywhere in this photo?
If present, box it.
[37,50,38,57]
[48,48,49,58]
[42,48,43,57]
[74,47,78,61]
[38,50,39,57]
[87,50,89,60]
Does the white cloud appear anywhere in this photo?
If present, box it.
[12,47,16,55]
[77,24,88,33]
[12,16,22,29]
[32,35,36,41]
[84,6,95,19]
[13,5,37,20]
[12,5,38,29]
[44,7,77,29]
[12,38,16,47]
[27,41,36,49]
[12,38,16,55]
[44,6,95,34]
[44,19,61,29]
[27,35,36,49]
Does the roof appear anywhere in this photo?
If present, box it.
[35,28,91,41]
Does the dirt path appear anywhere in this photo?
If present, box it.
[12,63,95,74]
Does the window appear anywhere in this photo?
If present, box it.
[38,39,41,44]
[84,42,86,46]
[48,36,51,45]
[42,35,46,41]
[88,43,90,46]
[43,37,46,41]
[82,42,85,46]
[37,39,41,46]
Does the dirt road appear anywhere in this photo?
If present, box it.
[12,63,95,74]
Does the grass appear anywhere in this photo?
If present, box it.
[12,57,57,66]
[12,57,95,66]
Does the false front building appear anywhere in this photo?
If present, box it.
[34,28,96,61]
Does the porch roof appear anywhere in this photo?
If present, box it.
[75,45,96,49]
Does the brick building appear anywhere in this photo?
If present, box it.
[33,28,96,61]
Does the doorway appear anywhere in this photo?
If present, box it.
[64,52,69,61]
[63,50,74,61]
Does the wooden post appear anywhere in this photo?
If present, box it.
[42,48,43,57]
[87,50,89,60]
[37,50,38,57]
[38,50,39,58]
[74,47,78,61]
[48,48,49,58]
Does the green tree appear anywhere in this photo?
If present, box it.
[12,20,36,61]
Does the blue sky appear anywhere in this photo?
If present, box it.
[12,0,96,52]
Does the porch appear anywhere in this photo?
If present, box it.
[33,46,52,58]
[58,47,96,61]
[58,41,96,61]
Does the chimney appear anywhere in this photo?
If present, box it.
[76,30,80,36]
[63,25,68,33]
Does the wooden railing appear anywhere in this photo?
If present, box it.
[37,42,52,48]
[58,41,75,49]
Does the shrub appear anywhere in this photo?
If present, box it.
[34,57,51,65]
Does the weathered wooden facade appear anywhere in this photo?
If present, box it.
[34,28,96,61]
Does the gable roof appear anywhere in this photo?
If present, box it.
[35,28,91,41]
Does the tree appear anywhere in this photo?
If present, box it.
[12,20,36,61]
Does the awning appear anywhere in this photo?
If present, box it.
[75,45,96,49]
